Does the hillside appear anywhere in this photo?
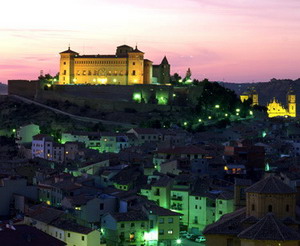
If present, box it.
[221,79,300,113]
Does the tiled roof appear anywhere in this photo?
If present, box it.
[217,191,234,200]
[50,218,93,234]
[145,204,182,217]
[60,48,78,54]
[0,225,66,246]
[156,145,208,155]
[238,213,300,241]
[27,206,64,224]
[112,210,148,222]
[66,194,95,206]
[204,208,246,235]
[245,176,295,194]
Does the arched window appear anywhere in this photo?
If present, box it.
[268,205,272,212]
[286,204,290,212]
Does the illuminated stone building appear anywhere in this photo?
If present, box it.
[204,176,300,246]
[240,88,259,106]
[58,45,170,85]
[267,89,296,118]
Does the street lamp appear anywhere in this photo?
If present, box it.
[176,239,182,244]
[215,104,220,109]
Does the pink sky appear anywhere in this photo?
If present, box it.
[1,0,300,83]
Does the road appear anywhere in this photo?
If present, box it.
[10,94,136,128]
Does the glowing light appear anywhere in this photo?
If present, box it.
[46,83,51,88]
[176,239,182,244]
[73,78,77,82]
[236,108,240,112]
[198,119,202,122]
[236,113,239,116]
[113,78,117,83]
[173,93,176,97]
[46,201,51,205]
[250,110,253,115]
[179,79,183,83]
[158,96,168,105]
[93,78,96,82]
[183,122,188,126]
[215,105,220,108]
[262,131,267,138]
[133,93,142,102]
[98,78,107,84]
[224,166,228,171]
[208,116,212,119]
[265,163,270,172]
[144,231,158,241]
[75,206,81,210]
[65,151,69,154]
[12,129,16,133]
[225,113,228,117]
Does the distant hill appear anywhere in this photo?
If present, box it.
[221,79,300,111]
[0,83,7,95]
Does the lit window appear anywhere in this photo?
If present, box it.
[168,230,173,234]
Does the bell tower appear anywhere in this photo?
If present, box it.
[287,88,296,117]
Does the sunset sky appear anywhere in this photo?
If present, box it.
[1,0,300,83]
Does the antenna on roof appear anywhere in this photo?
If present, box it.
[68,43,70,50]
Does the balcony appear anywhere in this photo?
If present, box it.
[171,196,183,201]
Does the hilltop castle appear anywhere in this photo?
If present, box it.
[267,89,296,118]
[58,45,170,85]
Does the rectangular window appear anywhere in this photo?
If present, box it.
[68,233,70,237]
[168,230,173,234]
[159,218,164,224]
[132,70,136,76]
[82,236,85,241]
[121,223,124,228]
[168,218,173,223]
[159,230,164,235]
[100,203,104,210]
[131,223,135,227]
[150,220,153,229]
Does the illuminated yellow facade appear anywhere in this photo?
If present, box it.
[240,88,259,106]
[267,90,296,118]
[58,45,153,85]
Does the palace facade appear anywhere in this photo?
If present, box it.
[58,45,170,85]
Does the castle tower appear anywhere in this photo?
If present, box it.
[59,47,78,84]
[127,46,144,85]
[287,88,296,117]
[160,56,171,84]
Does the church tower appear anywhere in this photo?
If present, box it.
[287,88,296,117]
[59,47,78,84]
